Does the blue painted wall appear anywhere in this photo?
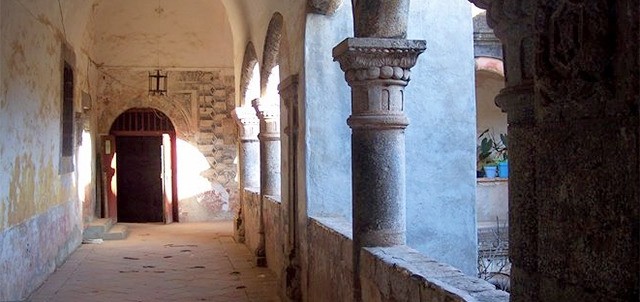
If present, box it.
[303,0,477,275]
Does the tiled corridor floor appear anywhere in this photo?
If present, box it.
[28,222,280,302]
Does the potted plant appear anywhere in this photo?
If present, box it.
[477,129,508,178]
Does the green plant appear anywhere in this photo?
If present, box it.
[477,129,508,170]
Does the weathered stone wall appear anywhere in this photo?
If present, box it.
[96,68,238,221]
[360,246,509,302]
[304,217,509,302]
[0,1,95,299]
[242,189,261,256]
[306,217,354,302]
[263,196,284,290]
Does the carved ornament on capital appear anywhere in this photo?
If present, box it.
[279,74,300,137]
[252,99,281,140]
[469,0,536,124]
[232,106,260,142]
[333,38,425,130]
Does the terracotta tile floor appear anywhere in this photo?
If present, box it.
[28,222,280,302]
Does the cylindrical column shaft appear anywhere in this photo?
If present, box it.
[352,129,406,246]
[352,0,409,38]
[252,100,281,267]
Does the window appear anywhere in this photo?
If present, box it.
[62,63,74,157]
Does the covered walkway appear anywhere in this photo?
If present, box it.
[28,222,280,302]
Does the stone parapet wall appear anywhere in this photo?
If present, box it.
[242,188,261,257]
[360,246,509,302]
[303,218,509,302]
[306,217,354,302]
[263,196,284,285]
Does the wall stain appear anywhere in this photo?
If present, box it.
[8,154,36,226]
[9,40,25,74]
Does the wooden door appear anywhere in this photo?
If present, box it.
[116,136,163,222]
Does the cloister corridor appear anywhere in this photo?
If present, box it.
[28,223,279,302]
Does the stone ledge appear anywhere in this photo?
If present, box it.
[477,177,508,183]
[264,195,281,204]
[309,215,353,239]
[361,245,509,302]
[244,187,260,196]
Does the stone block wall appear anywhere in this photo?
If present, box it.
[300,218,510,302]
[242,189,261,256]
[306,217,354,302]
[263,196,284,287]
[360,246,509,302]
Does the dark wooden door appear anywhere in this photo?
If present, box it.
[116,136,163,222]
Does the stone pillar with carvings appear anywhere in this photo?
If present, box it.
[232,107,260,243]
[470,0,538,300]
[532,1,638,300]
[333,36,425,302]
[474,0,639,300]
[252,99,281,267]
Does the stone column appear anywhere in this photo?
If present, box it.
[333,38,425,300]
[352,0,410,38]
[471,0,538,300]
[279,74,301,301]
[474,0,639,300]
[232,107,260,243]
[252,99,281,267]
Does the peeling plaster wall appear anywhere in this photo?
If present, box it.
[96,68,239,222]
[0,0,96,299]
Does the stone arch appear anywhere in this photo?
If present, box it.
[99,96,194,140]
[308,0,342,15]
[475,57,504,77]
[260,12,284,98]
[240,42,260,106]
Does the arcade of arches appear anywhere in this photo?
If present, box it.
[0,0,637,301]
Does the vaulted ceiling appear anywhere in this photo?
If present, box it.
[90,0,233,68]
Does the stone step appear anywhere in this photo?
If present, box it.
[82,218,114,240]
[104,224,129,240]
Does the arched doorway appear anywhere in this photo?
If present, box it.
[103,108,178,223]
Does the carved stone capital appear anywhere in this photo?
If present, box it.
[333,38,426,76]
[469,0,535,118]
[279,74,299,110]
[252,99,280,140]
[252,99,280,121]
[232,106,260,141]
[333,38,425,130]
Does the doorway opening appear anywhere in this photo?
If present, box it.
[103,108,178,223]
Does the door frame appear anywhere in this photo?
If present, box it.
[101,130,178,223]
